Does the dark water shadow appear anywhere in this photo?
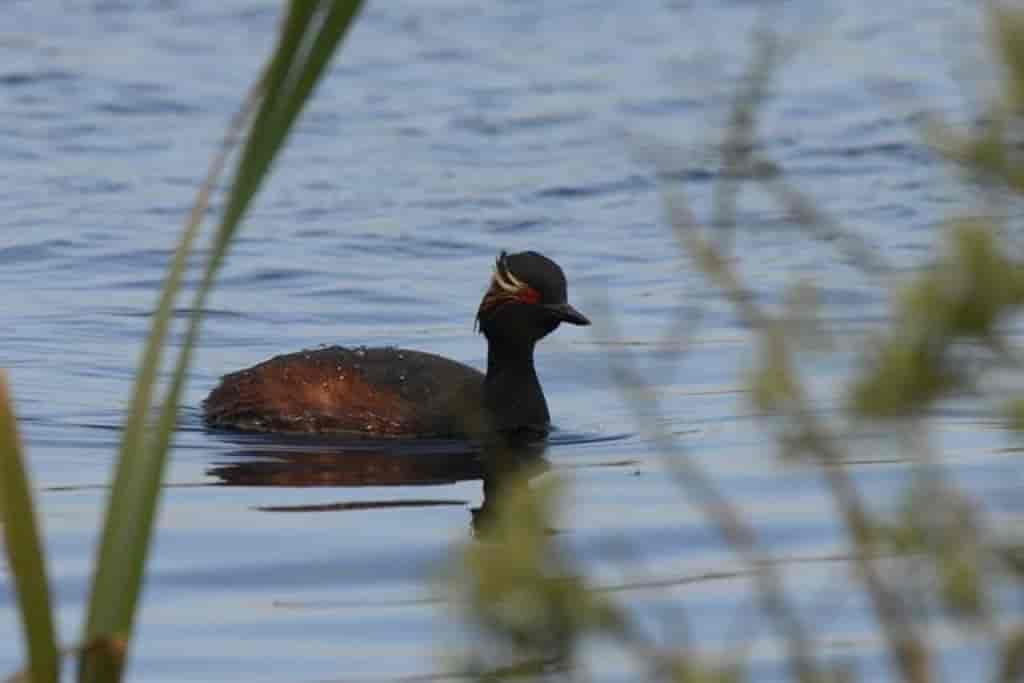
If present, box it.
[206,432,488,488]
[203,427,625,533]
[203,423,627,488]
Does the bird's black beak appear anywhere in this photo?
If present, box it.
[545,302,590,326]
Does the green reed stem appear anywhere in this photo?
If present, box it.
[78,2,364,681]
[0,373,59,683]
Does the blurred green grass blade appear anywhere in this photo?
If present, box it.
[78,2,363,681]
[76,162,209,683]
[76,4,303,674]
[0,372,59,683]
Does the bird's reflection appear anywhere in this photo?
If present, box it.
[206,432,548,533]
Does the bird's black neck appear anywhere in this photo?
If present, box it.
[482,337,550,435]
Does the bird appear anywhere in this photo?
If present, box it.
[202,250,589,441]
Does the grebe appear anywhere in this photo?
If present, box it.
[202,250,589,440]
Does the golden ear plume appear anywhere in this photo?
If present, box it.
[493,251,526,293]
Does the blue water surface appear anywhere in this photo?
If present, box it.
[0,1,1017,681]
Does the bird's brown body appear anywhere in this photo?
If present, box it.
[203,346,485,437]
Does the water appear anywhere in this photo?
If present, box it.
[0,0,1018,680]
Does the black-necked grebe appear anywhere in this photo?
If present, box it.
[202,251,589,440]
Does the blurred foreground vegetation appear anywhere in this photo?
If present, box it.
[444,8,1024,683]
[0,2,364,682]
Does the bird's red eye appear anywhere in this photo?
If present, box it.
[519,287,540,304]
